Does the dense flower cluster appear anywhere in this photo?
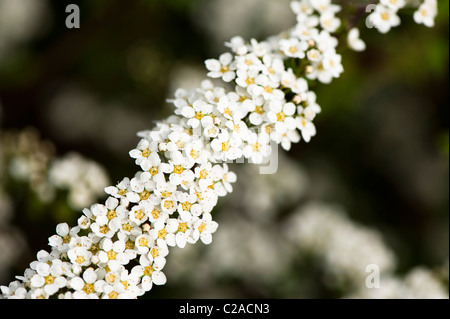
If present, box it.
[0,0,438,299]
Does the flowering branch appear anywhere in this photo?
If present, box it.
[0,0,438,299]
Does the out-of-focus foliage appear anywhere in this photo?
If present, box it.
[0,0,448,298]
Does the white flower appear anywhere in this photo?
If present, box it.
[235,66,260,93]
[181,99,214,129]
[210,129,243,161]
[165,151,195,186]
[249,39,271,58]
[131,254,167,292]
[225,36,248,56]
[414,0,438,28]
[369,5,401,34]
[69,268,102,299]
[243,131,272,164]
[267,100,297,134]
[30,260,67,296]
[193,188,218,214]
[147,238,169,270]
[308,50,343,84]
[307,48,323,62]
[250,73,285,101]
[313,29,338,52]
[347,28,366,52]
[291,0,314,15]
[261,55,285,82]
[135,233,152,255]
[160,190,178,215]
[140,154,170,185]
[216,92,240,121]
[310,0,341,14]
[105,177,131,200]
[279,38,308,59]
[129,139,158,167]
[184,139,211,164]
[166,129,192,153]
[192,213,219,245]
[164,218,195,248]
[194,162,215,191]
[48,223,72,252]
[98,238,129,271]
[205,52,236,82]
[67,245,92,268]
[246,97,266,126]
[235,53,262,71]
[319,11,341,33]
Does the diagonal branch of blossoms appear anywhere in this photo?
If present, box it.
[0,0,438,299]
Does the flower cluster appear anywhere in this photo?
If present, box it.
[0,0,439,299]
[369,0,438,34]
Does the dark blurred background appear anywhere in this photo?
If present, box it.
[0,0,448,298]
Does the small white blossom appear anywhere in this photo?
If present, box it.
[205,52,236,82]
[414,0,438,28]
[192,213,219,245]
[369,5,401,34]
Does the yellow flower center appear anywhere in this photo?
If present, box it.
[222,142,231,152]
[220,65,230,74]
[107,250,117,260]
[161,191,171,198]
[45,275,55,285]
[158,229,167,239]
[134,209,146,221]
[100,225,110,234]
[164,200,174,210]
[144,266,154,276]
[108,291,119,299]
[142,149,151,158]
[181,201,192,211]
[106,273,116,283]
[150,248,159,258]
[106,210,116,220]
[254,106,264,115]
[252,143,261,152]
[83,283,95,294]
[90,243,100,255]
[277,112,286,122]
[138,237,148,247]
[175,140,185,149]
[150,167,159,176]
[289,46,299,54]
[195,112,204,120]
[122,223,132,232]
[190,149,200,160]
[140,190,151,201]
[198,222,207,233]
[173,165,184,174]
[178,223,188,233]
[199,170,208,179]
[224,108,232,116]
[151,209,160,219]
[245,77,255,86]
[125,240,135,250]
